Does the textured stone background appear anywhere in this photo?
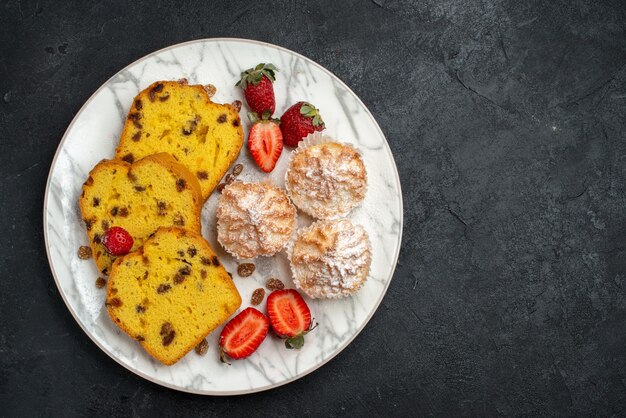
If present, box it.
[1,0,625,416]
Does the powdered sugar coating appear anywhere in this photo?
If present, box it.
[286,141,366,219]
[216,181,296,259]
[290,219,371,299]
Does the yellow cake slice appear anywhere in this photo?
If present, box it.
[115,80,244,201]
[106,227,242,365]
[79,153,202,275]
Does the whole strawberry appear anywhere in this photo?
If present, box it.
[236,63,278,116]
[102,226,134,256]
[280,102,325,147]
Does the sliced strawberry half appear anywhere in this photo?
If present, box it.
[247,112,283,173]
[219,307,269,363]
[266,289,317,349]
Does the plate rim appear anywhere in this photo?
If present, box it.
[43,37,404,396]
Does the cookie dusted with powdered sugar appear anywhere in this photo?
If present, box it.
[216,181,297,259]
[289,219,371,299]
[285,138,366,219]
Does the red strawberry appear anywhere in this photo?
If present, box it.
[247,113,283,173]
[236,63,278,116]
[266,289,317,349]
[280,102,325,147]
[219,307,269,362]
[102,226,134,256]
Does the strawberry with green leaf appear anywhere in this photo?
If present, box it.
[266,289,317,349]
[279,101,325,147]
[236,63,278,116]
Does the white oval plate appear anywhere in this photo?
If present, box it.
[44,38,403,395]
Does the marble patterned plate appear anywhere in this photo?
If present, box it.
[44,38,403,395]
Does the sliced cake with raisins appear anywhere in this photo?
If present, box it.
[115,80,244,201]
[106,227,242,365]
[79,153,202,275]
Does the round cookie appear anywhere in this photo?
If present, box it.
[216,181,296,259]
[290,218,371,299]
[286,141,366,219]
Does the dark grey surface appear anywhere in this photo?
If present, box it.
[2,0,626,416]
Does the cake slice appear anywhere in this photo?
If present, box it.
[115,80,244,201]
[79,153,202,275]
[106,227,242,365]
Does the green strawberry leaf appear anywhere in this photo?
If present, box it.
[247,112,259,123]
[237,63,280,88]
[264,64,277,81]
[285,335,305,350]
[264,71,276,82]
[283,323,317,350]
[300,104,313,115]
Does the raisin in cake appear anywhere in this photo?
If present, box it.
[115,80,244,201]
[79,153,202,275]
[106,227,242,365]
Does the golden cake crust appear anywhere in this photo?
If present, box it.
[79,153,202,274]
[115,80,244,201]
[216,181,297,259]
[106,227,242,365]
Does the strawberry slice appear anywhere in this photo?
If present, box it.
[247,113,283,173]
[266,289,317,349]
[219,307,269,362]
